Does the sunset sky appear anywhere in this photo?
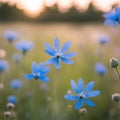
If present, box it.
[0,0,120,18]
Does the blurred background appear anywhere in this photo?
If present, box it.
[1,0,120,120]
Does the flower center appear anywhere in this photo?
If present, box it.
[33,72,41,80]
[55,52,62,58]
[78,93,86,99]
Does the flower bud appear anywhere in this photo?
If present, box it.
[110,58,119,68]
[7,103,15,110]
[79,108,87,115]
[4,111,11,118]
[112,93,120,102]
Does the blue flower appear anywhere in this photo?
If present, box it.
[11,79,22,90]
[5,30,17,42]
[0,60,9,73]
[8,95,16,104]
[15,40,33,54]
[98,35,110,45]
[64,79,101,110]
[94,63,107,75]
[45,38,76,69]
[103,7,120,26]
[25,62,50,82]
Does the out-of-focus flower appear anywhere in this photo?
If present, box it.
[0,49,6,59]
[40,82,49,92]
[0,60,9,73]
[7,103,15,110]
[64,78,101,110]
[25,62,50,82]
[94,63,107,75]
[110,58,119,68]
[15,40,33,54]
[12,53,22,63]
[98,35,110,45]
[103,6,120,26]
[112,93,120,102]
[45,38,76,69]
[8,95,16,104]
[10,79,22,90]
[5,30,17,42]
[4,111,11,119]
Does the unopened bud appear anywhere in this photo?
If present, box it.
[7,103,15,110]
[112,93,120,102]
[4,111,11,118]
[79,108,87,115]
[110,58,119,68]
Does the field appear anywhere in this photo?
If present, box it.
[0,22,120,120]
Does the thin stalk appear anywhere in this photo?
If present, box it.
[115,67,120,80]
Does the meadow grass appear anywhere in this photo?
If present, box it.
[0,22,120,120]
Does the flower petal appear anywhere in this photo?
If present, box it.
[84,81,94,93]
[61,57,74,64]
[54,37,60,51]
[37,63,45,72]
[32,62,37,73]
[25,74,34,80]
[87,90,101,98]
[62,52,76,58]
[75,99,82,110]
[61,41,71,52]
[39,76,50,82]
[83,98,95,107]
[64,94,78,101]
[45,50,55,56]
[78,78,84,93]
[71,80,79,94]
[104,20,118,26]
[44,43,55,53]
[42,67,50,74]
[45,57,57,64]
[54,58,60,69]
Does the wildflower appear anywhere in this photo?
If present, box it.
[10,79,22,90]
[44,38,76,69]
[0,60,9,73]
[94,63,107,75]
[98,35,110,45]
[5,30,17,42]
[112,93,120,102]
[12,53,22,63]
[7,103,15,110]
[110,58,119,68]
[103,6,120,26]
[0,49,6,59]
[15,40,33,54]
[4,111,11,119]
[8,95,16,104]
[64,78,101,110]
[25,62,50,82]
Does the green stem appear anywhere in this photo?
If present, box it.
[115,67,120,80]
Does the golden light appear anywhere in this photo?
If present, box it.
[16,0,45,18]
[0,0,120,18]
[44,0,56,7]
[74,0,91,11]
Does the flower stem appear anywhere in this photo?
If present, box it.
[115,67,120,80]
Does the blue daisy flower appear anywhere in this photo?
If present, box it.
[15,40,33,54]
[11,79,22,90]
[64,78,101,110]
[8,95,16,104]
[25,62,50,82]
[103,6,120,26]
[44,38,76,69]
[0,60,9,73]
[94,63,107,75]
[5,30,18,43]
